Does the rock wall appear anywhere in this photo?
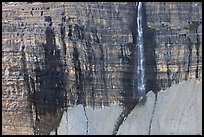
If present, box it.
[145,2,202,89]
[2,2,202,135]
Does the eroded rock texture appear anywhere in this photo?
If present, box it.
[145,2,202,89]
[2,2,202,135]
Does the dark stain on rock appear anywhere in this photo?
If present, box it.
[142,3,159,93]
[165,38,173,87]
[72,41,84,105]
[20,43,36,132]
[30,16,66,135]
[120,42,135,107]
[71,23,86,105]
[60,12,67,66]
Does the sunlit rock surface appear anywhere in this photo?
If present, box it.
[150,79,202,135]
[117,91,155,135]
[51,104,123,135]
[85,105,123,135]
[57,105,87,135]
[117,78,202,135]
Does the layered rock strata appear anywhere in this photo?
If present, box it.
[2,2,202,135]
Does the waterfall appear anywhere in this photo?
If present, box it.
[135,2,145,101]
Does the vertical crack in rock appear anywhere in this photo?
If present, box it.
[55,128,58,135]
[83,105,89,135]
[148,94,157,135]
[65,109,69,135]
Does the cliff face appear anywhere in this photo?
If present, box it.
[145,2,202,89]
[2,2,202,135]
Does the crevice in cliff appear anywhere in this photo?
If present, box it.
[54,128,58,135]
[148,93,157,135]
[83,105,89,135]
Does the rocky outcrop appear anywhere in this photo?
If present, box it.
[2,2,202,135]
[52,104,123,135]
[117,78,202,135]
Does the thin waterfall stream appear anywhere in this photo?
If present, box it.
[113,2,145,135]
[135,2,146,100]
